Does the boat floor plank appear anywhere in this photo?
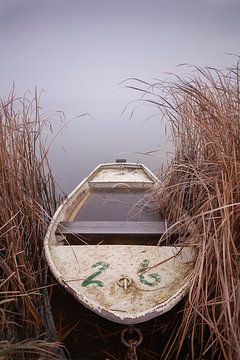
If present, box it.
[56,221,170,235]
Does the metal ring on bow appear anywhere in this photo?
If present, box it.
[117,276,132,290]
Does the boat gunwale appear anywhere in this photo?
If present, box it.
[44,162,195,324]
[48,256,193,324]
[44,162,159,245]
[46,244,193,324]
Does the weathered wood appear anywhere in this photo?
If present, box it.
[56,220,169,235]
[44,162,195,325]
[51,245,196,324]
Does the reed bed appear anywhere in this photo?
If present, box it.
[129,60,240,359]
[0,90,62,359]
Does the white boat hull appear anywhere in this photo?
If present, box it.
[44,162,196,324]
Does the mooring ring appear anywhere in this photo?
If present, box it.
[117,276,132,290]
[121,327,143,348]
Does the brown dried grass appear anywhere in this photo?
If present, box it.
[129,60,240,359]
[0,89,62,359]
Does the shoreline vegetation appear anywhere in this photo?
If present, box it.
[130,60,240,359]
[1,60,240,359]
[0,90,62,359]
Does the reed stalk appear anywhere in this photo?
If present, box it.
[0,89,61,359]
[129,60,240,359]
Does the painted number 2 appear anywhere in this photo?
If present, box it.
[82,261,109,287]
[82,259,161,288]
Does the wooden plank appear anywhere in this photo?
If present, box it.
[56,221,169,235]
[50,245,195,323]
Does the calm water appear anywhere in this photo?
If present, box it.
[52,285,188,360]
[1,0,239,194]
[1,2,239,358]
[2,1,237,195]
[64,189,165,246]
[47,113,174,195]
[74,189,162,222]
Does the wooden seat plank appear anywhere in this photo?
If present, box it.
[56,221,169,235]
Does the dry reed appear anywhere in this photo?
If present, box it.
[0,89,62,359]
[129,60,240,359]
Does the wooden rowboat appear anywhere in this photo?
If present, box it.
[44,161,195,324]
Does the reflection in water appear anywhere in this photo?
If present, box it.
[52,285,188,360]
[64,189,167,246]
[74,189,163,222]
[48,119,173,196]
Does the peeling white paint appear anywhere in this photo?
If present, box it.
[44,163,196,324]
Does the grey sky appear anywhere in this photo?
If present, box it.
[0,0,239,192]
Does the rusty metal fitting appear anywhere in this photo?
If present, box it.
[117,276,132,290]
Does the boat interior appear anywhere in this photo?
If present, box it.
[55,187,178,246]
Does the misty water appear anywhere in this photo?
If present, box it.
[47,109,174,194]
[1,1,239,194]
[1,2,240,358]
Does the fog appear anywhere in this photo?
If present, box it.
[0,0,239,192]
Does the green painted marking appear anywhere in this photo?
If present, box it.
[138,259,161,287]
[82,261,109,287]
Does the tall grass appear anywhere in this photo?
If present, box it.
[0,90,62,359]
[129,60,240,359]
